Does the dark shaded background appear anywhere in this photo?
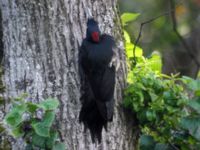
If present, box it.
[119,0,200,78]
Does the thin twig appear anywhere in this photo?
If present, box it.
[169,0,200,67]
[133,12,173,64]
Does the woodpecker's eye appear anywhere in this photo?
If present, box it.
[91,32,99,42]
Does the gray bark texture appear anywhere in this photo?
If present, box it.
[0,0,136,150]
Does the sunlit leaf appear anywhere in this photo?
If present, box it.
[121,13,140,26]
[148,51,162,72]
[126,43,143,58]
[127,71,134,83]
[123,30,131,43]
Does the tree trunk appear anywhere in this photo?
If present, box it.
[0,0,136,149]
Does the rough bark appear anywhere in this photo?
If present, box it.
[0,0,136,150]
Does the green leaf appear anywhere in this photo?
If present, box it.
[189,80,200,91]
[46,131,58,149]
[121,13,140,26]
[53,142,65,150]
[32,112,55,137]
[39,98,59,110]
[146,110,156,121]
[12,126,24,137]
[139,135,155,150]
[123,30,131,43]
[126,43,143,58]
[42,111,56,127]
[32,133,46,148]
[32,122,50,137]
[154,143,172,150]
[195,90,200,96]
[188,97,200,114]
[147,51,162,72]
[26,102,39,113]
[127,71,134,83]
[149,92,158,101]
[180,116,200,140]
[4,104,26,127]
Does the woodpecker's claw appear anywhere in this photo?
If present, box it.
[109,56,120,71]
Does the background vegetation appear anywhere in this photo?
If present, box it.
[120,0,200,149]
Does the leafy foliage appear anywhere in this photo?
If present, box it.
[121,12,140,26]
[4,95,65,150]
[122,13,200,150]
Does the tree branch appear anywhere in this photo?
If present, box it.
[169,0,200,67]
[133,12,173,64]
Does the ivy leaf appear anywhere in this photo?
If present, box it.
[53,142,65,150]
[26,102,39,113]
[32,111,55,137]
[39,98,59,110]
[43,111,55,127]
[32,122,50,137]
[4,111,21,127]
[46,131,58,149]
[4,104,27,127]
[12,126,24,138]
[32,133,46,148]
[121,13,140,26]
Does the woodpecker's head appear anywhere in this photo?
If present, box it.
[86,18,101,43]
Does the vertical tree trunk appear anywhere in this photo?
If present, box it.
[0,0,136,149]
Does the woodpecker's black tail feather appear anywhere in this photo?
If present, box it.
[79,99,107,143]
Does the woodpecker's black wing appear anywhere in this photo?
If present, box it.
[79,39,107,143]
[79,34,117,142]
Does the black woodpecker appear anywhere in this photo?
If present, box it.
[79,17,119,143]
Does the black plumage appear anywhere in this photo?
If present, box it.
[79,18,116,143]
